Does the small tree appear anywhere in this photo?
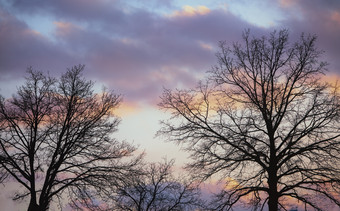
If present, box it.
[0,65,141,211]
[113,159,204,211]
[159,30,340,210]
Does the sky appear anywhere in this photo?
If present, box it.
[1,0,340,209]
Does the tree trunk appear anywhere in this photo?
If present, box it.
[28,195,48,211]
[27,202,47,211]
[268,193,278,211]
[27,191,39,211]
[268,129,278,211]
[268,172,279,211]
[27,198,39,211]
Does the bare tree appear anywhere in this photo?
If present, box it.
[112,159,204,211]
[0,65,142,211]
[159,30,340,211]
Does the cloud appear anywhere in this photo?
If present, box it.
[275,0,340,73]
[0,8,75,80]
[331,11,340,25]
[33,4,252,103]
[1,0,340,105]
[278,0,297,8]
[54,21,79,36]
[115,100,141,117]
[169,5,211,18]
[6,0,125,23]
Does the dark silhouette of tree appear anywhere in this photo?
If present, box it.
[0,65,142,211]
[112,159,204,211]
[158,30,340,211]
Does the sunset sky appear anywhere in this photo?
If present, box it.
[1,0,340,208]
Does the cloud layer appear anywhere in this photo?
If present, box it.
[1,0,340,104]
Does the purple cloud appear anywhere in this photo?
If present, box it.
[0,8,76,79]
[277,0,340,72]
[1,0,340,105]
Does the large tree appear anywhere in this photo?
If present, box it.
[159,30,340,210]
[0,65,141,211]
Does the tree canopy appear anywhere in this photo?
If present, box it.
[113,159,203,211]
[159,30,340,211]
[0,65,142,211]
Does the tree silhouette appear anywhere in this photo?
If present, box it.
[0,65,142,211]
[159,30,340,210]
[112,159,204,211]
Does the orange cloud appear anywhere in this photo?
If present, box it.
[23,29,42,37]
[198,41,213,51]
[331,11,340,25]
[321,74,340,85]
[114,101,141,117]
[54,21,73,30]
[53,21,81,36]
[169,5,210,18]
